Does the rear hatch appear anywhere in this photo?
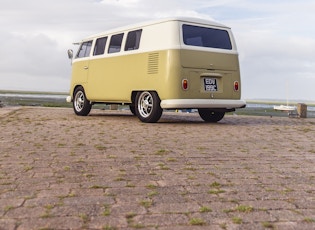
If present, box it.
[179,23,241,99]
[180,23,238,70]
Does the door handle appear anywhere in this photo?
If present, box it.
[84,66,88,70]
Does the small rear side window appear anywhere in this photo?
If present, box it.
[125,29,142,51]
[108,33,124,54]
[183,24,232,50]
[76,41,93,58]
[93,37,107,56]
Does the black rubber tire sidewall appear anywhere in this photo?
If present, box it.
[135,91,163,123]
[129,104,136,115]
[198,109,225,123]
[73,87,92,116]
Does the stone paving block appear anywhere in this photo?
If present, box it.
[87,215,128,229]
[17,216,83,230]
[0,218,17,230]
[4,206,44,219]
[133,213,189,227]
[24,197,60,207]
[149,202,200,214]
[62,196,114,206]
[111,203,147,216]
[268,210,306,222]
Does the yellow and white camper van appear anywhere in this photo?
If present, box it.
[67,17,246,123]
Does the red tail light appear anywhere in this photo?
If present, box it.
[182,79,188,90]
[234,81,239,91]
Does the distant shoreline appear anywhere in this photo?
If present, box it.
[1,90,314,105]
[1,90,315,118]
[0,91,70,108]
[0,89,68,96]
[246,99,315,106]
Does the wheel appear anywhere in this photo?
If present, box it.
[73,86,92,116]
[135,91,163,123]
[198,109,225,122]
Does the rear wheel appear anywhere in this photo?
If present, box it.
[73,86,92,116]
[135,91,162,123]
[198,109,225,123]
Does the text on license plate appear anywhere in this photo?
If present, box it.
[204,78,218,91]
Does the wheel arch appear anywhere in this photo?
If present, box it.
[73,85,84,98]
[131,91,138,105]
[131,90,161,104]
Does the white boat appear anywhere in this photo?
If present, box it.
[274,104,296,111]
[274,81,296,112]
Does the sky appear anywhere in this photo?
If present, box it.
[1,0,314,101]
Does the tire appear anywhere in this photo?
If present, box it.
[135,91,163,123]
[73,86,92,116]
[198,109,225,123]
[129,104,136,115]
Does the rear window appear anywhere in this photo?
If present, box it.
[182,24,232,50]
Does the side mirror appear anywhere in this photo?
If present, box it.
[67,49,73,59]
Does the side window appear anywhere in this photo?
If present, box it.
[108,33,124,54]
[76,41,93,58]
[93,37,107,56]
[125,29,142,51]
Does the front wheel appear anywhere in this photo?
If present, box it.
[198,109,225,123]
[73,86,92,116]
[135,91,163,123]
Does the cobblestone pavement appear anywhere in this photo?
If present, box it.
[0,107,314,230]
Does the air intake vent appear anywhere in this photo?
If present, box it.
[147,53,159,74]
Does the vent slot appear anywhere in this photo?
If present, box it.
[147,52,159,74]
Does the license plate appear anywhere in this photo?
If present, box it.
[204,78,218,91]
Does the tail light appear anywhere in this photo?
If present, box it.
[182,79,188,90]
[234,81,239,91]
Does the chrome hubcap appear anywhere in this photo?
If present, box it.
[74,91,85,112]
[138,92,153,118]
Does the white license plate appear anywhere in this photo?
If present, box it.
[204,78,218,91]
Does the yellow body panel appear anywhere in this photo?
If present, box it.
[71,59,89,85]
[85,51,168,102]
[69,49,241,104]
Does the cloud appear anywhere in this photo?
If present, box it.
[0,0,314,100]
[219,0,315,100]
[0,32,70,91]
[236,27,315,99]
[100,0,141,7]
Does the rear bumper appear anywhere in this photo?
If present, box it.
[160,99,246,109]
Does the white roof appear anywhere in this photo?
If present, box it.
[80,17,230,42]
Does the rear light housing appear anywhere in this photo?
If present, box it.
[182,79,188,90]
[234,81,239,91]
